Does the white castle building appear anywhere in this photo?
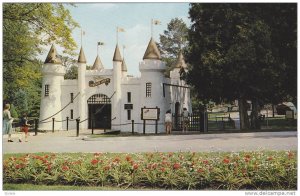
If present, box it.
[38,37,192,133]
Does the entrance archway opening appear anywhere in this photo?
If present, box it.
[87,94,111,129]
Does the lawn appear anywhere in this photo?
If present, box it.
[3,151,297,190]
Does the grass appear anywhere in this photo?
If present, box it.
[3,183,157,190]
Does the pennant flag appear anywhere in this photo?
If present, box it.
[117,27,125,32]
[153,20,161,25]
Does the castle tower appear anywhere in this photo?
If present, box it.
[121,58,127,77]
[92,55,104,70]
[111,44,123,130]
[170,50,192,115]
[139,37,167,132]
[77,46,88,129]
[39,44,66,130]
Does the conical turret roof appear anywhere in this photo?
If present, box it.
[143,37,161,60]
[121,58,127,72]
[92,55,104,70]
[174,50,187,69]
[78,46,87,63]
[113,44,122,62]
[44,44,62,64]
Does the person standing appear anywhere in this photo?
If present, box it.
[20,113,31,142]
[3,104,14,142]
[165,110,172,134]
[182,108,189,133]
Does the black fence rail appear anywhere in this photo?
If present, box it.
[172,112,204,132]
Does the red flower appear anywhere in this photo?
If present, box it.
[202,160,209,165]
[47,164,52,171]
[197,168,204,173]
[91,159,99,165]
[160,167,166,172]
[94,153,102,158]
[73,160,82,165]
[104,165,111,171]
[267,157,273,161]
[173,163,181,170]
[15,164,24,169]
[133,164,139,170]
[62,165,69,171]
[288,152,294,159]
[223,158,230,164]
[113,157,121,163]
[44,155,49,159]
[125,155,132,162]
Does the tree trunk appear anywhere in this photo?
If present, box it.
[238,98,250,130]
[250,99,261,129]
[272,104,275,117]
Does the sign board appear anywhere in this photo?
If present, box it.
[141,107,160,120]
[124,104,133,110]
[286,110,294,119]
[89,78,110,87]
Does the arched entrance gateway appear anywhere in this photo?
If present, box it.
[87,94,111,129]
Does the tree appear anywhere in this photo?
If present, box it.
[158,18,188,76]
[186,3,296,129]
[3,3,79,117]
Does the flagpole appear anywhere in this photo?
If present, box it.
[97,43,99,55]
[81,28,82,46]
[116,27,118,44]
[151,19,153,38]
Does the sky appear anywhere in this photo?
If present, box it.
[47,3,191,76]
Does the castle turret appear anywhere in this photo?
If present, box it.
[77,46,87,129]
[139,38,167,133]
[121,58,127,77]
[111,44,122,130]
[39,44,66,130]
[170,50,192,114]
[92,55,104,70]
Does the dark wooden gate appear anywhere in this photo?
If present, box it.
[172,112,204,132]
[87,94,111,129]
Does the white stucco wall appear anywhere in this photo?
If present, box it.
[38,63,65,130]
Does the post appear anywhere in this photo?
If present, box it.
[66,117,69,131]
[155,120,158,134]
[91,117,94,134]
[131,120,134,134]
[52,118,55,133]
[35,119,38,136]
[76,119,80,137]
[143,120,146,134]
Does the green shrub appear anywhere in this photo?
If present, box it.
[3,151,297,190]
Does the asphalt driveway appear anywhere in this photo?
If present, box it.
[2,130,297,154]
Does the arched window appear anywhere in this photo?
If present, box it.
[87,94,111,104]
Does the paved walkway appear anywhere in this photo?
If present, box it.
[2,130,297,154]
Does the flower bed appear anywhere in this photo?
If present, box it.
[3,151,297,190]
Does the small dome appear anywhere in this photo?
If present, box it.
[143,37,161,60]
[44,44,62,64]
